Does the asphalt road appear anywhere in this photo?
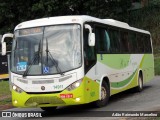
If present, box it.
[2,76,160,120]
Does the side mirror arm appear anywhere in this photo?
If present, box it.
[1,33,13,56]
[85,24,92,34]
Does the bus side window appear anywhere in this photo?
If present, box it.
[120,31,129,53]
[129,32,137,53]
[105,30,110,52]
[108,28,120,53]
[137,34,145,53]
[95,27,110,53]
[144,35,152,53]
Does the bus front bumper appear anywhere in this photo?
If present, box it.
[12,89,86,108]
[11,77,99,108]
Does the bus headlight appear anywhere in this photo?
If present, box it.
[66,79,82,91]
[12,84,24,93]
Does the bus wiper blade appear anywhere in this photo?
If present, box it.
[45,38,64,76]
[23,40,41,77]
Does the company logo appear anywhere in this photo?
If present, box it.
[41,86,45,90]
[1,112,42,118]
[2,112,11,117]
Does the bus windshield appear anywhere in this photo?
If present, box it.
[11,24,81,75]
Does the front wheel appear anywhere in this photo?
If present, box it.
[94,81,110,107]
[41,107,57,111]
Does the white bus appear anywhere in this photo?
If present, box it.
[1,15,154,111]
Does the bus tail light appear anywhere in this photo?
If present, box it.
[66,79,82,91]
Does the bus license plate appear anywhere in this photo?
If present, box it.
[60,94,73,99]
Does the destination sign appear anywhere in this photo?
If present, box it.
[19,27,43,36]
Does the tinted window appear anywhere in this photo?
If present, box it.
[93,23,152,54]
[120,31,129,53]
[95,27,110,53]
[137,34,145,53]
[144,35,152,53]
[108,28,120,53]
[129,32,137,53]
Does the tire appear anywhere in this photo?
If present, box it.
[41,107,57,111]
[135,74,143,92]
[94,81,110,107]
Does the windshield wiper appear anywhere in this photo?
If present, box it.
[45,38,64,75]
[23,40,41,77]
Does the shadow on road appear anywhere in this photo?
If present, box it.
[109,85,152,103]
[32,85,153,118]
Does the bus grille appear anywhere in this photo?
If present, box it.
[25,96,65,106]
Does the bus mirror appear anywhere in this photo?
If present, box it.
[2,42,6,56]
[1,33,13,43]
[1,33,13,56]
[85,24,95,46]
[89,33,95,46]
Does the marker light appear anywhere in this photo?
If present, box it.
[75,98,80,102]
[66,79,82,91]
[14,100,18,104]
[13,85,17,90]
[12,84,24,93]
[75,82,80,87]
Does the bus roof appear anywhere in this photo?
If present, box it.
[15,15,150,34]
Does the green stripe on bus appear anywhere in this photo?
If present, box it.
[111,70,137,88]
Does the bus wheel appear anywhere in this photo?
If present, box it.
[135,74,143,92]
[41,107,57,111]
[94,81,110,107]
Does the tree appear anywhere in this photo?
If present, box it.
[0,0,132,34]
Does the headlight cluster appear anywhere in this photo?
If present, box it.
[12,84,24,93]
[66,79,82,91]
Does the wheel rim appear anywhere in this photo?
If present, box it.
[101,86,107,100]
[139,77,143,89]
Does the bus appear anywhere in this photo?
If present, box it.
[1,15,154,111]
[0,35,12,80]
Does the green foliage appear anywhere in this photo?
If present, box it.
[0,0,159,54]
[150,0,160,6]
[0,0,132,34]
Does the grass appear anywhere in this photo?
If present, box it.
[0,80,11,96]
[0,80,12,108]
[154,57,160,75]
[0,98,11,105]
